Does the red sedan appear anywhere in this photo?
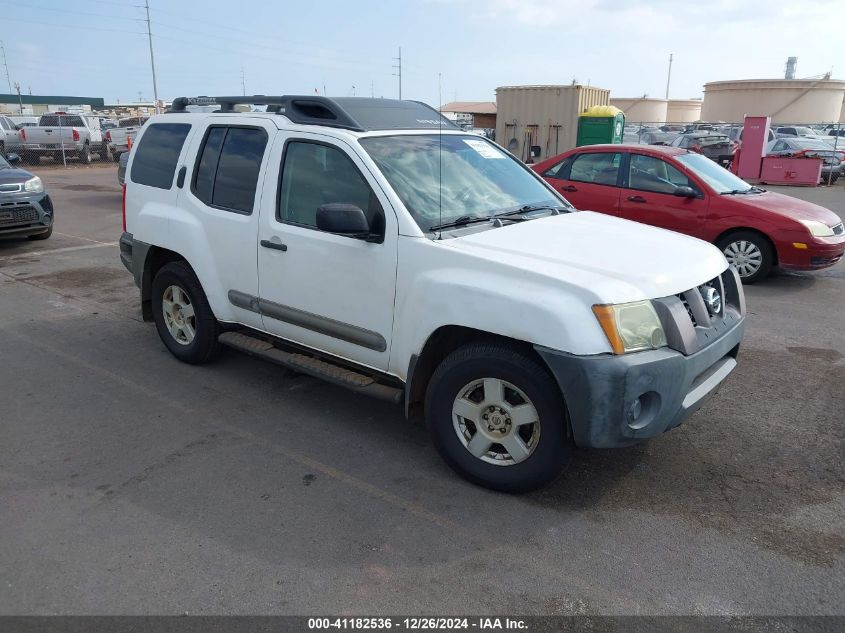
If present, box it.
[532,144,845,283]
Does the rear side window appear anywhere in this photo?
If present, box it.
[39,115,85,127]
[569,152,621,186]
[130,123,192,190]
[191,126,268,214]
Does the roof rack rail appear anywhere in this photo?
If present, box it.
[167,95,459,133]
[168,95,364,131]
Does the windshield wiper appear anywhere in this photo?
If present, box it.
[720,188,755,195]
[494,204,570,218]
[428,215,491,232]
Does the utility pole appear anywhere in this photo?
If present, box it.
[14,82,22,114]
[0,41,12,94]
[371,80,374,98]
[392,47,402,100]
[240,66,246,96]
[665,53,673,99]
[144,0,160,114]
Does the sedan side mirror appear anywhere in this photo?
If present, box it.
[316,203,371,238]
[674,185,698,198]
[6,153,20,164]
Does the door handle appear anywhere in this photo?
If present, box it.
[627,195,647,203]
[260,239,287,252]
[176,166,186,188]
[560,185,578,192]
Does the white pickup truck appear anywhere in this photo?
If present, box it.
[120,95,745,492]
[104,116,148,161]
[18,112,108,164]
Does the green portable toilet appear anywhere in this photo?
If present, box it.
[576,105,625,147]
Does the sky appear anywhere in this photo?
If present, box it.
[2,0,844,106]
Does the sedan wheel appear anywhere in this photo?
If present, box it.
[717,231,774,284]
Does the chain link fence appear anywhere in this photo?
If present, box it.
[0,110,149,169]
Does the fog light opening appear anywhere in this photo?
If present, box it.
[627,391,661,430]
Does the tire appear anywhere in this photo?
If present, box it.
[78,142,91,164]
[112,149,121,163]
[28,226,52,241]
[717,230,774,284]
[425,342,570,493]
[151,261,221,364]
[0,141,4,155]
[100,143,113,162]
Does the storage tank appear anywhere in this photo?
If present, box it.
[666,99,702,123]
[609,97,667,124]
[495,84,610,161]
[701,79,845,124]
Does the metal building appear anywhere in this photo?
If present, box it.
[495,84,610,162]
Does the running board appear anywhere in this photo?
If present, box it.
[218,331,403,404]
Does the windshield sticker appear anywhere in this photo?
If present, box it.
[463,139,506,159]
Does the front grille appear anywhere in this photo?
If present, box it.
[653,268,745,356]
[0,204,39,226]
[832,223,844,236]
[0,183,22,193]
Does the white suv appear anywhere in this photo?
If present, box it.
[120,95,745,492]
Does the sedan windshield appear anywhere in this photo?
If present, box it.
[360,134,566,232]
[676,153,754,193]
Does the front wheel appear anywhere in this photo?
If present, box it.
[425,343,570,492]
[78,142,91,164]
[151,261,221,364]
[717,231,774,284]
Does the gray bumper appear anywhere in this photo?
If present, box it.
[536,319,744,448]
[0,193,53,238]
[119,231,149,289]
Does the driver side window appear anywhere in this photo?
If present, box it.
[278,141,384,236]
[628,154,692,194]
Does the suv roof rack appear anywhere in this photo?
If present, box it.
[167,95,458,133]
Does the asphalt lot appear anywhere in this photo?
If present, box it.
[1,166,843,616]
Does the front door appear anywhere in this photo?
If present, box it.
[618,153,708,238]
[545,151,622,215]
[257,133,398,370]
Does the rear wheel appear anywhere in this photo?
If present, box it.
[425,342,570,492]
[717,230,774,284]
[151,261,221,364]
[78,142,91,164]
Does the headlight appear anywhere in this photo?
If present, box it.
[592,301,667,354]
[23,176,44,193]
[798,219,835,237]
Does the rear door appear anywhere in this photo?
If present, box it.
[175,118,276,329]
[256,132,398,370]
[544,150,622,214]
[618,153,708,238]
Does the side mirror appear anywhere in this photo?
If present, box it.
[316,203,371,238]
[6,153,20,164]
[674,185,698,198]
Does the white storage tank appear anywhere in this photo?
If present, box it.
[666,99,703,123]
[609,97,668,124]
[701,79,845,123]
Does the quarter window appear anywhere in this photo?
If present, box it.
[191,126,268,214]
[130,123,192,190]
[628,154,692,194]
[543,157,570,179]
[278,141,383,234]
[568,152,621,186]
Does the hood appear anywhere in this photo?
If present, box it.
[446,211,728,303]
[0,167,35,184]
[726,190,842,227]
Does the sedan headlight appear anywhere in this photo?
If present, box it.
[593,301,667,354]
[23,176,44,194]
[798,219,835,237]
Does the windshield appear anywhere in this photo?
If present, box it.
[360,134,566,232]
[793,139,835,150]
[794,127,815,136]
[0,155,9,169]
[676,153,753,193]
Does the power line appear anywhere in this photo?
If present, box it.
[3,15,145,35]
[0,0,144,22]
[0,41,11,93]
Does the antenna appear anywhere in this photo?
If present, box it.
[240,66,246,96]
[392,47,402,99]
[144,0,160,114]
[438,72,443,240]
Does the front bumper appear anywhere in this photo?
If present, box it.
[536,267,746,448]
[0,193,53,238]
[778,235,845,271]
